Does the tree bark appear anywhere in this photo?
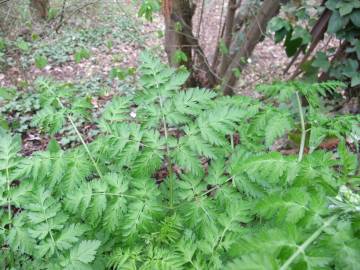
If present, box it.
[218,0,238,76]
[163,0,216,87]
[164,0,194,69]
[29,0,49,20]
[221,0,282,95]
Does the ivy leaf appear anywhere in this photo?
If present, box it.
[292,26,312,45]
[328,11,344,33]
[342,59,359,80]
[325,0,337,11]
[312,52,330,72]
[284,32,303,57]
[350,10,360,27]
[347,40,360,59]
[336,1,360,16]
[351,74,360,87]
[342,58,360,86]
[268,17,292,43]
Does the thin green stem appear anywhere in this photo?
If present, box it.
[279,214,338,270]
[230,134,234,150]
[67,114,103,178]
[6,166,11,225]
[91,192,138,199]
[55,97,103,178]
[40,200,59,257]
[296,91,306,162]
[200,176,233,197]
[168,166,174,209]
[159,97,174,209]
[151,65,174,210]
[213,222,232,253]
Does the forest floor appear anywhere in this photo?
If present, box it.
[0,0,289,154]
[0,0,288,94]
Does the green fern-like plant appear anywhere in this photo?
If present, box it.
[1,52,359,269]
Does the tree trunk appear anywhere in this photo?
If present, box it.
[163,0,216,87]
[221,0,282,95]
[218,0,237,77]
[164,0,194,69]
[30,0,49,20]
[162,0,282,91]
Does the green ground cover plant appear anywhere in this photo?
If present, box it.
[0,53,359,269]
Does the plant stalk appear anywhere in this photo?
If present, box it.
[279,214,338,270]
[296,91,306,162]
[160,100,174,209]
[41,200,59,256]
[55,97,103,178]
[67,114,103,178]
[153,69,174,210]
[6,167,11,225]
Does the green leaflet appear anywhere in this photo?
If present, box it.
[338,140,358,176]
[231,152,299,185]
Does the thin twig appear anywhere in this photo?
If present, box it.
[196,0,205,38]
[249,6,271,39]
[0,0,11,5]
[55,0,67,32]
[54,0,100,32]
[212,0,226,69]
[217,0,226,42]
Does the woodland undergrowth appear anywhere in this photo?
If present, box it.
[0,52,360,269]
